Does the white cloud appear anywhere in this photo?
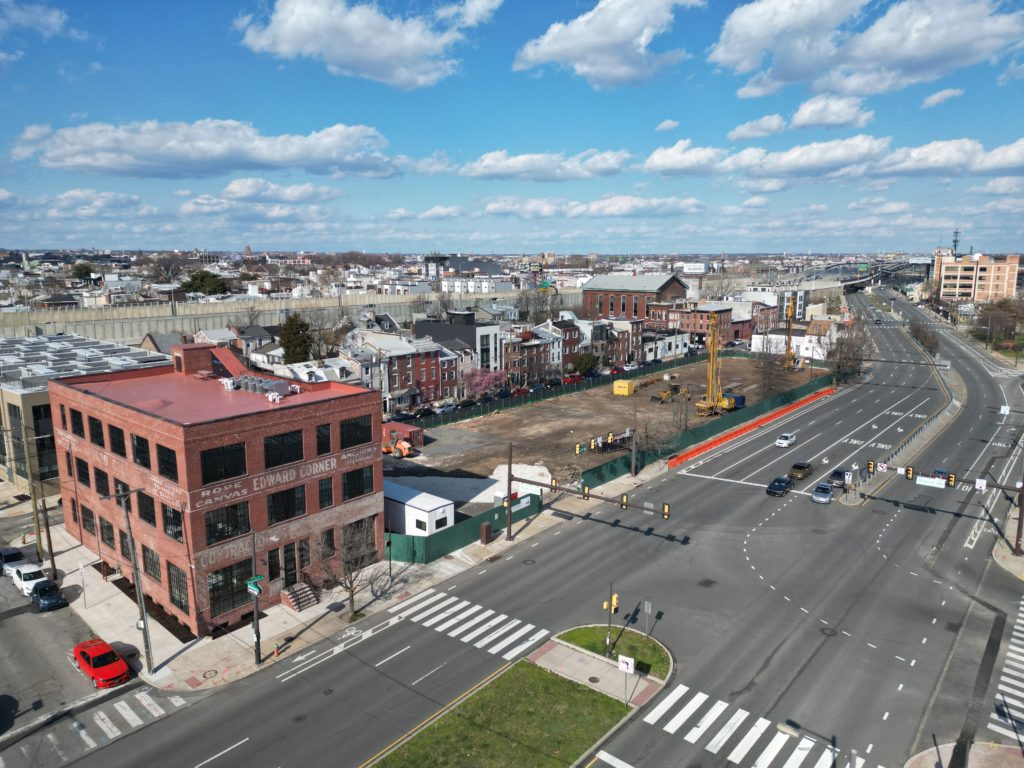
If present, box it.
[790,95,872,129]
[742,195,768,208]
[737,177,788,193]
[173,189,192,197]
[384,207,414,220]
[236,0,497,89]
[728,114,785,141]
[0,188,16,205]
[656,119,679,132]
[1000,59,1024,84]
[399,150,455,175]
[969,177,1024,195]
[643,139,725,174]
[221,177,340,202]
[0,49,23,63]
[0,0,82,39]
[12,118,396,178]
[513,0,703,88]
[847,196,910,214]
[459,148,630,180]
[483,197,567,219]
[921,88,963,109]
[46,188,148,219]
[725,135,891,176]
[418,204,462,219]
[483,193,702,219]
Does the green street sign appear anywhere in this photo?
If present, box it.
[247,583,262,596]
[246,575,266,584]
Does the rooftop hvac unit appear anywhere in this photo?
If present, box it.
[267,392,283,403]
[222,378,237,391]
[289,384,302,394]
[268,381,289,396]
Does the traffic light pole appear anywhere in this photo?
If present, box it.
[606,581,613,657]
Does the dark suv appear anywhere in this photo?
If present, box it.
[828,468,849,488]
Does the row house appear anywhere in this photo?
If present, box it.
[647,302,733,345]
[343,329,458,412]
[503,328,555,386]
[413,310,503,372]
[533,318,582,373]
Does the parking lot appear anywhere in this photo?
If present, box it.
[411,358,818,483]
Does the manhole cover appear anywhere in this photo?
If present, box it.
[589,676,600,684]
[522,559,535,565]
[820,627,837,637]
[810,529,826,535]
[699,578,716,588]
[13,494,29,502]
[202,670,218,679]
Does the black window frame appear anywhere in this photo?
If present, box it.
[156,444,178,482]
[142,545,161,581]
[113,478,132,514]
[75,457,90,487]
[119,529,130,559]
[316,424,331,455]
[108,425,126,457]
[70,409,84,438]
[81,505,95,534]
[207,559,253,617]
[263,430,304,469]
[267,485,306,525]
[131,434,151,469]
[162,503,183,543]
[88,416,105,447]
[204,502,250,546]
[94,467,110,498]
[342,466,374,501]
[99,518,115,548]
[318,476,333,510]
[340,415,373,450]
[137,491,155,526]
[200,442,247,485]
[320,528,336,559]
[167,562,189,614]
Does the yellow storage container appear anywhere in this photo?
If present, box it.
[613,379,636,396]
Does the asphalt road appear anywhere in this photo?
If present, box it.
[6,286,1023,768]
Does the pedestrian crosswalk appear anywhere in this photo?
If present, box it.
[388,587,549,660]
[0,689,188,768]
[988,596,1024,740]
[639,683,881,768]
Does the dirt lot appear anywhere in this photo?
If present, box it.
[410,358,818,483]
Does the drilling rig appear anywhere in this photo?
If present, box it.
[695,317,735,416]
[783,293,796,370]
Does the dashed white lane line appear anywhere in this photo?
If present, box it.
[411,662,447,686]
[375,645,411,667]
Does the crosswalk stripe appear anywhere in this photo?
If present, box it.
[45,732,67,762]
[685,700,729,744]
[988,721,1020,739]
[434,603,482,632]
[1001,666,1024,683]
[993,708,1024,728]
[135,691,165,718]
[71,721,96,749]
[727,717,770,763]
[168,696,186,707]
[781,736,817,768]
[474,619,521,649]
[501,629,548,660]
[1005,649,1024,664]
[596,750,634,768]
[422,600,469,628]
[461,613,508,643]
[448,609,493,638]
[846,757,865,768]
[1004,657,1024,673]
[706,709,749,754]
[664,692,708,735]
[113,701,144,727]
[92,712,121,740]
[643,684,688,726]
[388,588,436,613]
[994,691,1024,710]
[752,731,791,768]
[998,679,1024,698]
[488,623,535,654]
[408,595,460,623]
[398,592,447,617]
[811,746,839,768]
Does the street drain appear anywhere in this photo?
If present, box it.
[699,579,716,588]
[522,559,535,565]
[820,628,837,637]
[589,676,600,684]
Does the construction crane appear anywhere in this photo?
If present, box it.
[695,317,734,416]
[783,293,796,370]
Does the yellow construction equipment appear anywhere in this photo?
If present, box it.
[613,379,637,397]
[650,383,688,404]
[382,432,416,458]
[783,293,796,369]
[695,318,735,416]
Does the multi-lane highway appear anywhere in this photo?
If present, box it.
[7,287,1022,768]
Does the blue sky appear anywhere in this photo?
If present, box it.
[0,0,1022,254]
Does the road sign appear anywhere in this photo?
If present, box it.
[246,575,265,584]
[247,583,262,596]
[975,479,987,492]
[877,463,888,473]
[844,471,853,485]
[1001,405,1010,415]
[916,476,945,488]
[618,655,635,674]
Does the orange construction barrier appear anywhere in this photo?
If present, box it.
[666,387,835,469]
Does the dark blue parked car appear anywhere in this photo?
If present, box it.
[30,579,68,612]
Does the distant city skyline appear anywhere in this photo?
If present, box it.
[0,0,1022,254]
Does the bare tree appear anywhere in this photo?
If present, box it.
[515,289,556,324]
[317,516,380,620]
[139,253,191,283]
[755,334,787,396]
[699,274,743,300]
[825,321,870,383]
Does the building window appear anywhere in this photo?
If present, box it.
[109,425,126,457]
[205,502,250,546]
[342,466,374,500]
[264,430,303,469]
[65,451,72,475]
[200,443,247,485]
[267,486,306,525]
[633,296,639,317]
[94,468,110,498]
[100,518,115,548]
[318,477,333,509]
[132,434,151,469]
[162,504,183,543]
[60,404,67,430]
[70,498,78,524]
[167,562,189,614]
[316,424,331,455]
[81,505,95,534]
[156,445,178,482]
[119,529,130,559]
[70,409,84,438]
[88,416,105,447]
[299,538,310,571]
[142,545,161,581]
[113,478,132,513]
[267,548,281,581]
[137,491,155,526]
[340,415,372,449]
[436,516,448,530]
[207,559,253,617]
[75,457,90,487]
[415,518,427,531]
[320,528,336,559]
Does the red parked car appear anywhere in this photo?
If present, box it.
[562,374,584,385]
[72,639,130,688]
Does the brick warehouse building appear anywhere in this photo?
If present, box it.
[581,274,688,321]
[49,343,383,637]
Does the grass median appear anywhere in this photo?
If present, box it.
[558,626,670,680]
[377,661,628,768]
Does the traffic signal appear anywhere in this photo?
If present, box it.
[611,593,619,613]
[575,442,582,455]
[590,437,597,451]
[620,494,628,509]
[662,503,670,519]
[905,466,914,480]
[867,460,875,474]
[607,432,614,444]
[550,479,558,492]
[947,473,956,488]
[583,485,590,500]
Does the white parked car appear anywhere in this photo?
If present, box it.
[1,546,30,577]
[11,566,47,597]
[623,363,640,371]
[775,433,797,448]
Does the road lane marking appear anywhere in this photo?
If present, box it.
[664,691,708,734]
[781,736,816,768]
[46,732,67,761]
[447,609,494,638]
[684,700,728,743]
[706,709,749,753]
[461,613,509,643]
[71,722,97,749]
[474,619,521,649]
[407,595,460,623]
[92,712,121,739]
[595,750,634,768]
[434,603,482,633]
[727,717,770,763]
[375,645,411,667]
[411,662,447,686]
[135,691,165,717]
[422,600,470,628]
[394,592,446,616]
[811,746,839,768]
[502,629,548,660]
[114,701,144,727]
[195,738,250,768]
[752,731,791,768]
[488,623,534,655]
[387,588,436,613]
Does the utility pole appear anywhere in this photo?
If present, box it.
[505,443,513,541]
[20,421,43,562]
[630,393,638,477]
[605,581,613,657]
[251,531,262,665]
[119,492,154,674]
[41,498,57,581]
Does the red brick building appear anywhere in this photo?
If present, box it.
[49,343,383,637]
[581,274,688,321]
[504,329,554,386]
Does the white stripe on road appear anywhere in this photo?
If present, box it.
[433,603,481,632]
[596,750,634,768]
[752,731,791,768]
[168,696,186,707]
[684,700,728,743]
[421,600,469,628]
[45,733,67,762]
[407,595,461,623]
[71,721,97,749]
[411,662,447,686]
[114,701,144,727]
[664,691,708,735]
[706,709,749,754]
[727,717,770,763]
[643,684,688,725]
[502,629,549,660]
[195,738,250,768]
[474,619,521,649]
[461,613,508,643]
[811,746,840,768]
[92,711,121,740]
[375,645,411,667]
[387,588,436,613]
[135,691,165,717]
[989,721,1022,739]
[447,609,493,639]
[781,736,817,768]
[398,592,447,618]
[488,623,535,655]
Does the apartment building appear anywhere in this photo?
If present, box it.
[933,252,1019,304]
